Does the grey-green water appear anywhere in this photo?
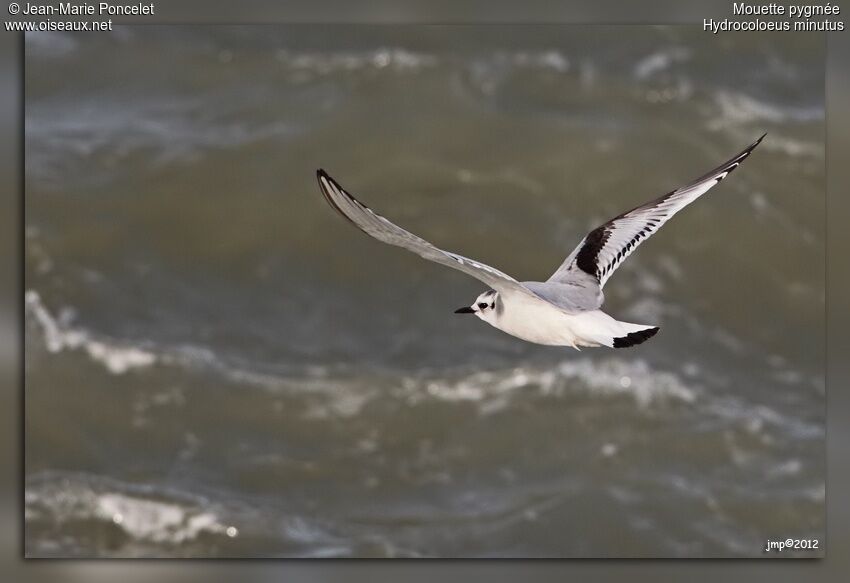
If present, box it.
[25,26,824,557]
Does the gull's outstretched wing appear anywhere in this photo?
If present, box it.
[317,169,539,300]
[548,134,765,289]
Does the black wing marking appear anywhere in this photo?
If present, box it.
[548,134,765,288]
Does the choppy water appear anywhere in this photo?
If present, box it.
[24,26,824,557]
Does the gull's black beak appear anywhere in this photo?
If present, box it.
[454,306,475,314]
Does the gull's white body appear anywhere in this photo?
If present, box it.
[316,134,764,350]
[478,289,647,349]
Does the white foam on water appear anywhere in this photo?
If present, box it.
[26,473,237,546]
[766,458,802,478]
[555,358,698,408]
[302,385,376,419]
[706,396,823,443]
[96,493,230,544]
[399,357,698,411]
[633,47,691,79]
[26,92,300,187]
[464,50,573,99]
[503,50,570,72]
[706,90,823,157]
[26,290,156,374]
[711,89,823,125]
[275,48,438,73]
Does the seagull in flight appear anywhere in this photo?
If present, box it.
[316,134,764,349]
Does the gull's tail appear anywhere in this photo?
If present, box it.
[570,311,659,349]
[611,323,660,348]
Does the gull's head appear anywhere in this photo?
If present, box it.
[455,290,498,322]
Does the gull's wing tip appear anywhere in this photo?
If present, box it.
[316,168,344,194]
[313,164,530,296]
[736,132,766,160]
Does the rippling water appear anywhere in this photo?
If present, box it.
[24,26,824,557]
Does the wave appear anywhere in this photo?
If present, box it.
[274,47,438,73]
[26,96,299,184]
[712,89,823,124]
[406,357,698,413]
[26,287,696,402]
[26,290,157,375]
[705,90,823,157]
[633,47,691,80]
[28,280,815,430]
[26,472,238,551]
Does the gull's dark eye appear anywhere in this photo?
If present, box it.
[478,302,488,309]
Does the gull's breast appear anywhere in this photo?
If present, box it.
[492,292,580,346]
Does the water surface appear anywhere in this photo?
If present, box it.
[24,25,825,557]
